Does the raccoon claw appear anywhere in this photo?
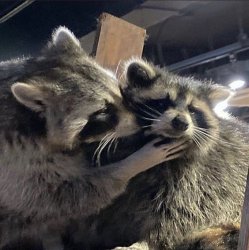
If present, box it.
[126,138,188,175]
[164,139,188,159]
[165,151,185,161]
[156,139,188,160]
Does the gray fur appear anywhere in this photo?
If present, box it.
[78,59,249,250]
[0,28,166,249]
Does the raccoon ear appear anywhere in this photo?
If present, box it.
[126,62,156,88]
[11,83,49,112]
[52,26,81,49]
[209,85,234,105]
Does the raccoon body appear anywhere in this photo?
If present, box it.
[0,29,184,249]
[80,59,249,250]
[175,224,240,250]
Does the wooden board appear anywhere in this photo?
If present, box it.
[92,12,249,250]
[238,170,249,250]
[93,13,146,76]
[229,88,249,107]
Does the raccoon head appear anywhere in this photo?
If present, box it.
[7,27,139,150]
[120,59,233,154]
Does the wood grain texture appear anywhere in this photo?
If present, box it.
[94,13,146,75]
[229,88,249,107]
[238,170,249,250]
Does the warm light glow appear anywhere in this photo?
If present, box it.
[229,79,245,90]
[214,100,228,115]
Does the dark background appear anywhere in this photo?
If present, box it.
[1,0,249,120]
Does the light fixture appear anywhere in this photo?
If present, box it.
[214,100,228,115]
[214,79,246,114]
[228,79,245,90]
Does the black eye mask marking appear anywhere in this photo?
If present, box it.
[79,104,118,139]
[188,105,209,129]
[144,96,176,114]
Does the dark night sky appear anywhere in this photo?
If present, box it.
[0,0,144,61]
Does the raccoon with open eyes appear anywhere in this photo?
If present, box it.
[78,59,249,250]
[0,29,188,250]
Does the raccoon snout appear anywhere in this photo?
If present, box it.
[172,116,189,131]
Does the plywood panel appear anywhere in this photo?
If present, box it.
[238,170,249,250]
[94,13,146,75]
[229,88,249,107]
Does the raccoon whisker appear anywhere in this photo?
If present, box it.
[138,107,159,119]
[193,127,216,138]
[193,133,201,147]
[130,102,159,119]
[135,114,160,122]
[192,126,211,134]
[113,137,119,154]
[193,126,210,132]
[92,133,111,165]
[192,134,202,150]
[195,127,240,148]
[96,133,115,167]
[140,102,162,117]
[195,129,222,147]
[115,60,122,77]
[141,125,153,129]
[107,134,117,159]
[100,133,116,164]
[195,133,209,144]
[194,129,217,143]
[194,136,203,150]
[105,134,117,159]
[194,128,242,149]
[93,133,113,166]
[194,132,209,147]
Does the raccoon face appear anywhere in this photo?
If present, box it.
[120,59,233,153]
[8,27,138,150]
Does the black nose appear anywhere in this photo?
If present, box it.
[172,116,188,131]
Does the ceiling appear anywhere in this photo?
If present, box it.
[1,1,248,65]
[1,0,249,120]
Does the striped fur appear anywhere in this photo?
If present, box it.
[0,29,176,250]
[75,59,249,250]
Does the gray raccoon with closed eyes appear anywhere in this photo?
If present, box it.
[78,59,249,250]
[0,29,187,249]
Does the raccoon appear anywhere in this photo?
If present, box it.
[174,224,240,250]
[0,29,187,249]
[78,59,249,250]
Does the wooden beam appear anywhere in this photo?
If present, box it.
[238,170,249,250]
[229,88,249,107]
[93,13,146,75]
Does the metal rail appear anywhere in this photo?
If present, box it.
[167,40,249,72]
[0,0,35,24]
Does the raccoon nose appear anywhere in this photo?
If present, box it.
[172,116,188,131]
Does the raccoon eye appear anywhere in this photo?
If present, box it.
[80,104,118,138]
[188,105,196,114]
[93,104,116,119]
[145,96,175,113]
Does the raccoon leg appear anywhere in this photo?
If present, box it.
[63,139,188,250]
[174,224,239,250]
